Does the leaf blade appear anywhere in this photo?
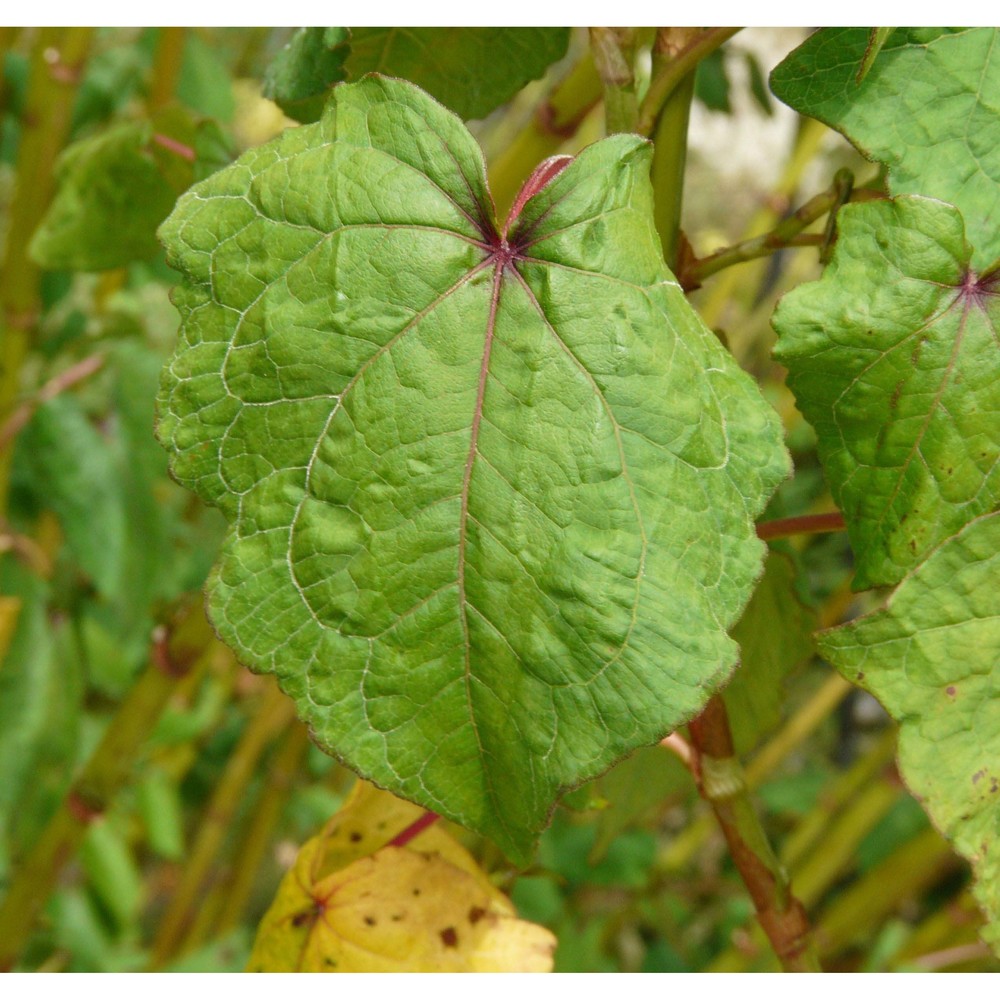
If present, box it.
[773,197,1000,589]
[158,76,789,861]
[819,512,1000,951]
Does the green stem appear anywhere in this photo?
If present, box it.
[637,27,741,136]
[650,69,695,273]
[745,673,853,788]
[589,27,638,134]
[815,827,957,959]
[210,721,312,937]
[151,680,296,967]
[148,27,186,111]
[688,695,821,972]
[681,173,855,288]
[757,511,846,542]
[697,116,827,329]
[0,620,196,971]
[0,27,92,514]
[781,726,898,870]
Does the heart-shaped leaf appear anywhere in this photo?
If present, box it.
[773,197,1000,589]
[157,76,788,862]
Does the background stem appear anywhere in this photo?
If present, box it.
[688,695,821,972]
[0,618,197,970]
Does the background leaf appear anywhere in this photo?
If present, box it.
[263,27,570,123]
[771,27,1000,266]
[248,781,556,971]
[157,76,788,862]
[725,550,816,753]
[20,395,126,597]
[773,197,1000,589]
[819,512,1000,949]
[30,109,229,271]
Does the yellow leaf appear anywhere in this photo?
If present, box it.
[248,781,555,972]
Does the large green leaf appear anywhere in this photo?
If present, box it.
[157,76,788,861]
[819,512,1000,951]
[264,28,570,123]
[771,27,1000,267]
[773,197,1000,589]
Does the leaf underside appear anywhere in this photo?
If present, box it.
[819,512,1000,951]
[773,197,1000,590]
[157,76,788,861]
[771,27,1000,267]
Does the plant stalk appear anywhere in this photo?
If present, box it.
[681,172,857,289]
[209,720,312,937]
[151,679,296,967]
[688,695,821,971]
[148,27,186,111]
[589,27,638,134]
[757,510,846,542]
[0,26,92,514]
[0,620,196,971]
[637,27,741,136]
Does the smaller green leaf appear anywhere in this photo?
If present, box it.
[773,197,1000,589]
[80,817,144,931]
[31,109,228,272]
[725,551,816,753]
[20,395,126,596]
[262,27,349,123]
[694,49,730,113]
[771,27,1000,266]
[137,768,185,860]
[819,512,1000,952]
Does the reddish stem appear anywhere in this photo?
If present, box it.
[151,132,195,161]
[757,511,846,542]
[389,811,439,848]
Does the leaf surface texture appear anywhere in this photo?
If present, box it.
[158,77,788,860]
[819,513,1000,949]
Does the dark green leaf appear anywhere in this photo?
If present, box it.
[262,27,570,123]
[694,49,731,113]
[771,27,1000,266]
[157,76,788,861]
[262,27,349,123]
[773,197,1000,589]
